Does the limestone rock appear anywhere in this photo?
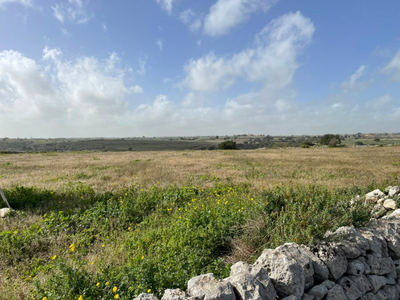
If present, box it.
[367,275,387,293]
[369,220,400,258]
[321,280,335,290]
[386,186,400,197]
[204,281,235,300]
[359,228,389,257]
[187,273,218,297]
[348,275,372,294]
[325,284,349,300]
[384,274,396,285]
[227,274,270,300]
[383,200,397,210]
[372,205,387,219]
[383,209,400,220]
[346,260,365,276]
[229,262,276,300]
[337,276,362,300]
[0,207,10,218]
[325,227,369,258]
[282,296,297,300]
[307,284,328,300]
[382,285,397,300]
[363,292,378,300]
[275,243,315,290]
[375,289,388,300]
[300,245,330,283]
[393,259,400,276]
[301,293,315,300]
[309,243,348,281]
[161,289,187,300]
[254,249,305,299]
[134,293,159,300]
[365,254,394,275]
[366,189,385,202]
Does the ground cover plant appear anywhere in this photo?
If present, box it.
[0,147,400,299]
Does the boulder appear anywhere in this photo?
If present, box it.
[161,289,187,300]
[369,220,400,258]
[367,275,387,293]
[309,243,348,281]
[187,273,218,298]
[254,249,305,299]
[226,274,271,300]
[385,186,400,197]
[0,207,10,218]
[275,243,315,290]
[134,294,159,300]
[307,284,328,300]
[382,285,397,300]
[204,281,235,300]
[346,260,365,276]
[366,189,385,202]
[300,245,330,283]
[383,209,400,220]
[325,284,348,300]
[365,254,394,275]
[383,200,397,211]
[229,262,276,300]
[372,205,387,219]
[321,280,335,290]
[359,228,389,257]
[325,227,369,258]
[348,275,372,294]
[337,276,362,300]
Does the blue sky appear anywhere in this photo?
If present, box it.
[0,0,399,137]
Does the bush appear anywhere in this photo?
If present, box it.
[319,134,341,146]
[218,141,237,150]
[300,141,314,148]
[354,141,364,146]
[373,138,380,142]
[328,138,341,147]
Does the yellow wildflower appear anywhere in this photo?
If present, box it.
[69,244,75,252]
[141,255,144,260]
[113,286,118,292]
[52,255,57,260]
[106,282,110,286]
[78,296,83,300]
[96,283,100,286]
[43,297,47,300]
[102,244,105,248]
[114,295,120,299]
[148,289,151,293]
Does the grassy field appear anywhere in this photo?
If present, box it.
[1,146,400,299]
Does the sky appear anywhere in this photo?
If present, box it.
[0,0,399,138]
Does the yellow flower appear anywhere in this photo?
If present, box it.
[69,244,75,252]
[91,261,94,265]
[141,256,144,260]
[114,295,120,299]
[43,297,47,300]
[52,255,57,260]
[78,296,83,300]
[113,286,118,293]
[96,283,100,286]
[148,289,151,293]
[102,244,105,248]
[106,282,110,286]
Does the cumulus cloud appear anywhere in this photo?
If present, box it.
[204,0,278,37]
[52,0,92,24]
[155,0,178,14]
[179,9,203,32]
[381,49,400,82]
[182,11,315,93]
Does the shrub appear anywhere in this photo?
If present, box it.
[354,141,364,146]
[319,134,341,146]
[300,141,314,148]
[328,138,341,147]
[373,138,380,142]
[218,141,237,150]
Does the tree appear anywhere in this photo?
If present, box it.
[319,134,341,146]
[328,138,340,147]
[218,140,237,150]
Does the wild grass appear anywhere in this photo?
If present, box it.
[0,146,399,299]
[0,147,399,193]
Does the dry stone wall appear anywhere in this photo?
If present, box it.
[132,186,400,300]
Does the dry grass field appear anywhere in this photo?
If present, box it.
[1,146,399,193]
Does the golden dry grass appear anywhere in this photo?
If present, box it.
[0,146,399,193]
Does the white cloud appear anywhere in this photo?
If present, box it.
[102,23,107,32]
[156,39,164,50]
[381,49,400,82]
[52,0,92,24]
[204,0,278,37]
[155,0,178,14]
[0,0,33,8]
[61,28,71,36]
[179,9,203,32]
[365,94,393,109]
[182,11,315,93]
[340,65,372,93]
[137,56,147,75]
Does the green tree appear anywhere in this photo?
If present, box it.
[319,134,341,146]
[218,140,237,150]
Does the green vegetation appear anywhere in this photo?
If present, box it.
[2,177,397,300]
[300,141,314,148]
[319,134,341,146]
[218,140,237,150]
